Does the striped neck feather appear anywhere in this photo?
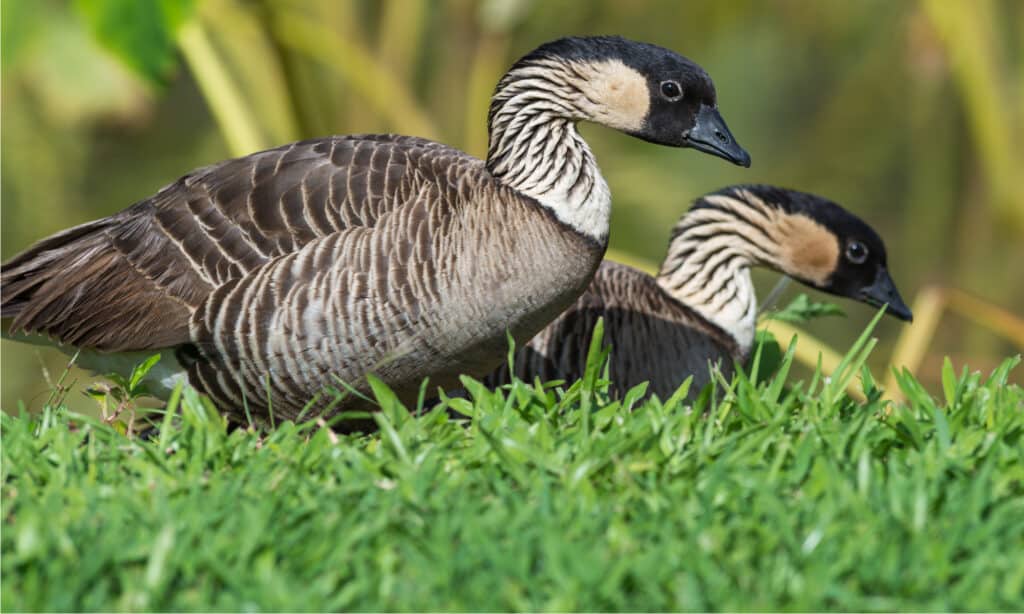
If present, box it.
[486,58,612,242]
[655,192,785,355]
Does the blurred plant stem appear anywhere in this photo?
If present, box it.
[271,11,439,140]
[177,0,300,156]
[906,13,957,292]
[378,0,428,85]
[463,34,508,157]
[921,0,1023,232]
[177,0,443,154]
[178,21,266,155]
[884,285,1024,400]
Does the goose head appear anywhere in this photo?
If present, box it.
[718,185,914,321]
[489,35,751,167]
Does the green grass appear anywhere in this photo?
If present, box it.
[3,324,1023,611]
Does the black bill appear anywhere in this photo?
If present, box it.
[860,268,913,322]
[684,104,751,167]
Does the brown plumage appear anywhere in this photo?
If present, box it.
[485,185,912,399]
[2,36,751,426]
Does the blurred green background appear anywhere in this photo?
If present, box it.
[2,0,1022,412]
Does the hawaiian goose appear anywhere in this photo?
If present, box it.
[485,185,912,399]
[1,36,750,426]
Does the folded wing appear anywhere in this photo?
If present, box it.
[1,135,481,352]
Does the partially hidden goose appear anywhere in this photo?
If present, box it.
[484,185,912,399]
[1,36,751,426]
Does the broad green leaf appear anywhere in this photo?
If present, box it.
[75,0,196,86]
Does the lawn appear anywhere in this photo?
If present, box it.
[2,324,1022,611]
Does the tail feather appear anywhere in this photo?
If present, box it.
[2,216,193,351]
[2,219,110,318]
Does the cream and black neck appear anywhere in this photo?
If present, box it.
[656,191,792,355]
[485,56,642,242]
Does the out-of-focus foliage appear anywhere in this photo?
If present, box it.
[2,0,1022,411]
[75,0,196,87]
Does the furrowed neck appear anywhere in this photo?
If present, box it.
[485,59,610,242]
[656,194,783,354]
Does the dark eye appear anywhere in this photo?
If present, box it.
[660,80,683,101]
[846,241,868,264]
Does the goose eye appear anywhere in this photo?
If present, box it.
[660,80,683,101]
[845,241,868,264]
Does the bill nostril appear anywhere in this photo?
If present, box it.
[715,129,728,144]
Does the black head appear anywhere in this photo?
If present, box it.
[512,36,751,167]
[716,185,913,321]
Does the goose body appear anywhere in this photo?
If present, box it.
[486,260,739,399]
[2,36,750,425]
[486,185,912,399]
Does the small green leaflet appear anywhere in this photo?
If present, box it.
[767,293,845,324]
